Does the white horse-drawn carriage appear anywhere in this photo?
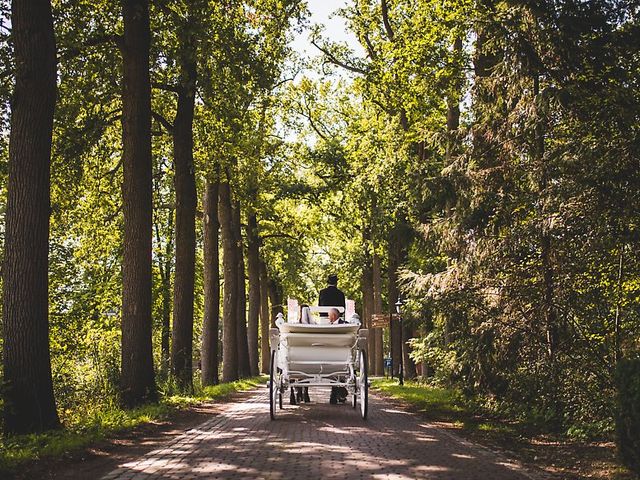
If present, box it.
[269,305,369,420]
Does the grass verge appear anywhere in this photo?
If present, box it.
[371,378,637,480]
[372,378,520,440]
[0,375,267,474]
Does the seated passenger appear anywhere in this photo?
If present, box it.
[329,307,346,324]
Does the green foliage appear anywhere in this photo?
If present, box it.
[616,358,640,474]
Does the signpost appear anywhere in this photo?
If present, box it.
[370,313,398,328]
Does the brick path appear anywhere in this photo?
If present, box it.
[101,386,542,480]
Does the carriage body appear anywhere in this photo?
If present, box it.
[269,307,369,420]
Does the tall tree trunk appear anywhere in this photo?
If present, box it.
[2,0,60,434]
[614,246,625,366]
[246,212,261,376]
[170,36,198,392]
[446,37,463,143]
[232,199,251,378]
[387,237,401,377]
[403,322,417,380]
[120,0,156,407]
[362,257,375,374]
[201,179,220,386]
[373,252,384,376]
[219,179,238,381]
[155,207,173,376]
[259,260,271,373]
[533,73,561,424]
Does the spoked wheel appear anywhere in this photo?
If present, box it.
[358,349,368,420]
[351,365,357,408]
[270,350,279,420]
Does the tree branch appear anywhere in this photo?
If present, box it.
[59,34,122,61]
[260,233,298,241]
[152,111,174,133]
[152,81,182,94]
[311,40,367,75]
[354,4,378,60]
[100,158,123,179]
[381,0,395,41]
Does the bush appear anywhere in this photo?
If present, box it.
[616,358,640,474]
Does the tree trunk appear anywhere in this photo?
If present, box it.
[170,37,198,392]
[201,179,220,386]
[362,258,375,374]
[246,212,261,376]
[373,252,384,376]
[446,37,463,136]
[259,260,271,374]
[219,180,238,382]
[388,238,401,377]
[403,322,417,380]
[232,199,251,378]
[2,0,60,434]
[533,73,562,424]
[155,208,173,377]
[120,0,156,407]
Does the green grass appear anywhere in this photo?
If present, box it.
[372,378,466,418]
[371,378,519,438]
[0,375,267,473]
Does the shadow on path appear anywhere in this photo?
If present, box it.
[102,387,543,480]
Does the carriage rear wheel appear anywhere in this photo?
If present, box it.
[270,350,279,420]
[359,350,368,420]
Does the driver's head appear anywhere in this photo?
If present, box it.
[329,308,340,323]
[327,274,338,286]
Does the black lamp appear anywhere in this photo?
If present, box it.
[395,297,403,314]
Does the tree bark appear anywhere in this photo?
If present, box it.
[362,256,375,374]
[2,0,60,434]
[170,33,198,392]
[201,179,220,386]
[403,322,417,380]
[219,179,238,382]
[259,260,271,374]
[232,199,251,378]
[246,212,261,376]
[373,252,384,376]
[154,208,173,377]
[446,37,463,135]
[120,0,156,407]
[387,238,401,377]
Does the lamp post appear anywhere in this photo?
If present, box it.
[395,296,404,386]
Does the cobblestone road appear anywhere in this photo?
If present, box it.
[101,386,542,480]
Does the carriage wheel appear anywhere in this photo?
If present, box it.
[270,350,278,420]
[359,350,368,420]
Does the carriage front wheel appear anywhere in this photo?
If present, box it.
[359,349,368,420]
[270,350,279,420]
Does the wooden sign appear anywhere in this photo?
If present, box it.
[370,313,399,328]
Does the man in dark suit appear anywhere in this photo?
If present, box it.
[318,274,347,404]
[319,274,345,310]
